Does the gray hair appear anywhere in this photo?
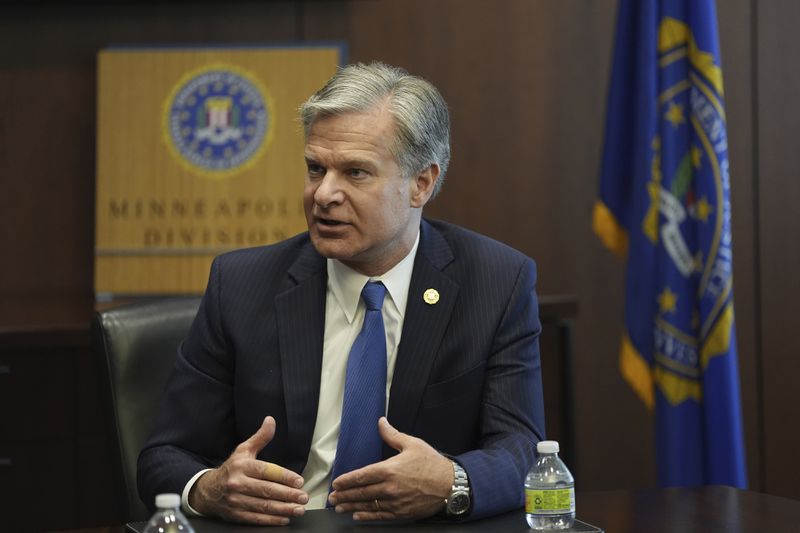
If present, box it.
[299,62,450,197]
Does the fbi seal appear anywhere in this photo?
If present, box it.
[164,65,273,178]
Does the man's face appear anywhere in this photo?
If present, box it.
[303,106,434,276]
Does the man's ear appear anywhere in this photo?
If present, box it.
[409,164,440,208]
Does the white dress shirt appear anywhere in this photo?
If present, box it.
[302,232,419,508]
[182,232,419,513]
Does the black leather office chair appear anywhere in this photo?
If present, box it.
[91,296,201,522]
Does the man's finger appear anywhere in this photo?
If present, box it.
[334,499,392,514]
[236,416,276,457]
[228,492,306,518]
[378,417,409,452]
[329,480,394,511]
[234,472,308,504]
[330,463,384,492]
[244,460,305,491]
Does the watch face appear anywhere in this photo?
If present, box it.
[448,491,470,515]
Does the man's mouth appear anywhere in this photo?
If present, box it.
[316,216,346,227]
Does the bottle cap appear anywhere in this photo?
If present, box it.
[537,440,560,454]
[155,493,181,509]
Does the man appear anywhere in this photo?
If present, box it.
[138,61,545,526]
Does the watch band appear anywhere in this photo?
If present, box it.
[452,461,469,490]
[445,460,471,517]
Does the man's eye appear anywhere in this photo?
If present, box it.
[349,168,368,178]
[307,164,325,176]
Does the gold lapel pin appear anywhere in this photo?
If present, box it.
[423,288,440,305]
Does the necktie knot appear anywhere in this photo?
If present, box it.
[361,281,387,311]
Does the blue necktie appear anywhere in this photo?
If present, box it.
[330,281,388,482]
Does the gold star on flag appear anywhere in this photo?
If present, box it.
[691,146,703,169]
[652,136,661,150]
[665,102,685,128]
[694,250,704,272]
[658,287,678,314]
[695,196,713,223]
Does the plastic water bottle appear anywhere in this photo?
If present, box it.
[143,493,195,533]
[525,440,575,530]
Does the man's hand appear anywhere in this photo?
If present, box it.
[328,417,454,521]
[189,416,308,526]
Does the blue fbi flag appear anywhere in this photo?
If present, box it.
[594,0,747,488]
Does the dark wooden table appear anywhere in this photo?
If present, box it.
[576,486,800,532]
[52,486,800,533]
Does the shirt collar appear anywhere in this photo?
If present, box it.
[327,231,420,324]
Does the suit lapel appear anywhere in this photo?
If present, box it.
[388,220,458,435]
[276,243,326,463]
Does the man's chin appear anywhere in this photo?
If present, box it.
[310,234,356,261]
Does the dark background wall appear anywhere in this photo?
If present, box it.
[0,0,797,528]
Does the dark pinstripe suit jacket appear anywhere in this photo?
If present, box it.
[138,218,545,520]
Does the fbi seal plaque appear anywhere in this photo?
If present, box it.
[164,65,273,178]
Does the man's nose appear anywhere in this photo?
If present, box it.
[314,172,345,207]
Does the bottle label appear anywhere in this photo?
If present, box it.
[525,487,575,515]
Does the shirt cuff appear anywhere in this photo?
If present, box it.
[181,468,213,517]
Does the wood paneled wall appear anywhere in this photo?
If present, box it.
[1,0,798,504]
[756,0,800,498]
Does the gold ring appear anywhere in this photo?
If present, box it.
[374,499,381,512]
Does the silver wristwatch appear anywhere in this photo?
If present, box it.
[445,460,471,517]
